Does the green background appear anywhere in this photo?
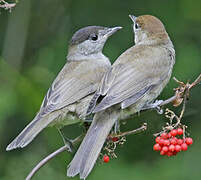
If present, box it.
[0,0,201,179]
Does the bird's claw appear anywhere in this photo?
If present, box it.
[142,99,164,114]
[58,129,74,152]
[63,137,74,153]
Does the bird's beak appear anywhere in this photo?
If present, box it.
[129,15,137,23]
[104,26,122,37]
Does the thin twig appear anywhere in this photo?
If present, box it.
[26,145,68,180]
[110,123,147,138]
[154,73,200,108]
[154,74,201,137]
[160,95,177,106]
[0,0,16,11]
[25,135,83,180]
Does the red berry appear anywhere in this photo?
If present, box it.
[181,143,188,151]
[153,144,161,151]
[170,129,178,136]
[167,151,173,157]
[169,144,175,152]
[161,133,167,139]
[175,145,181,152]
[164,139,170,146]
[177,139,183,145]
[159,139,165,146]
[185,137,193,145]
[177,128,183,135]
[155,137,161,143]
[160,150,166,155]
[103,155,110,163]
[170,138,177,145]
[162,146,169,152]
[112,137,119,142]
[172,151,178,156]
[167,132,172,138]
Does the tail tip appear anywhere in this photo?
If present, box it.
[6,143,16,151]
[6,140,26,151]
[67,163,81,178]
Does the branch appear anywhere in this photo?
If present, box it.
[26,146,68,180]
[153,73,201,137]
[0,0,16,11]
[25,135,83,180]
[146,73,201,109]
[109,123,147,138]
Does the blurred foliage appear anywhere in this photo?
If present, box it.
[0,0,201,179]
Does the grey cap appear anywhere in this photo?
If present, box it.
[70,26,106,46]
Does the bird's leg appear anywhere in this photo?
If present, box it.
[114,120,120,134]
[84,114,93,123]
[142,100,164,114]
[82,114,93,132]
[57,128,74,153]
[83,122,91,133]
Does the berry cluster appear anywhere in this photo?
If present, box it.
[153,128,193,156]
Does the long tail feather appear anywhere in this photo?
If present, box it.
[6,112,57,151]
[67,108,119,179]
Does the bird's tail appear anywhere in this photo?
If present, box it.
[67,108,119,179]
[6,112,58,151]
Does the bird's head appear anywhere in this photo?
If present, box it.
[68,26,122,59]
[129,15,169,45]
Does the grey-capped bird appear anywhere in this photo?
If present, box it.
[6,26,122,151]
[67,15,175,179]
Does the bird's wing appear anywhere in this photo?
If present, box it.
[92,45,172,113]
[39,59,110,117]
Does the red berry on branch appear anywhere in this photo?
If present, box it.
[164,139,170,146]
[153,144,161,151]
[162,146,169,153]
[159,139,165,146]
[161,133,167,139]
[112,137,119,142]
[170,129,178,137]
[155,137,161,143]
[177,139,183,145]
[103,155,110,163]
[175,145,181,152]
[185,137,193,145]
[169,144,175,152]
[170,138,177,145]
[167,133,172,138]
[160,150,166,155]
[177,128,183,135]
[167,151,173,157]
[172,151,178,156]
[181,143,188,151]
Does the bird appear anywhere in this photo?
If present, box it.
[6,25,122,151]
[67,14,175,179]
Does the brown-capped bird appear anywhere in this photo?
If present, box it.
[67,15,175,179]
[6,26,122,151]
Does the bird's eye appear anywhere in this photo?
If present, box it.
[91,34,98,41]
[135,23,140,30]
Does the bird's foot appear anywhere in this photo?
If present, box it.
[142,100,164,114]
[58,129,74,153]
[63,137,74,153]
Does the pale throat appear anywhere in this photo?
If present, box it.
[135,33,172,46]
[67,45,108,62]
